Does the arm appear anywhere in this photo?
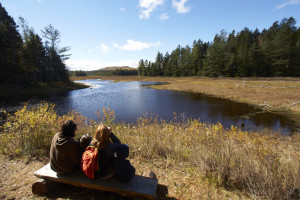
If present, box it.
[104,133,121,156]
[69,138,81,165]
[110,133,121,144]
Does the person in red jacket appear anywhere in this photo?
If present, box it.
[50,120,81,174]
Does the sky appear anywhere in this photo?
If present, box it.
[1,0,300,71]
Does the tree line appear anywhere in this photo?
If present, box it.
[0,3,70,85]
[71,67,138,76]
[84,69,138,76]
[138,17,300,77]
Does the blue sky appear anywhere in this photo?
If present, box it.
[1,0,300,71]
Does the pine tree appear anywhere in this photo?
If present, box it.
[19,17,47,83]
[203,30,230,76]
[0,3,23,84]
[42,24,70,82]
[163,52,171,76]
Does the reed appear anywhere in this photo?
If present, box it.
[1,103,299,199]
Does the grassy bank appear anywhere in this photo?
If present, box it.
[0,81,89,99]
[1,103,300,199]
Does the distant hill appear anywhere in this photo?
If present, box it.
[70,66,138,76]
[101,66,136,71]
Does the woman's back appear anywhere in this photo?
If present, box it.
[92,125,121,179]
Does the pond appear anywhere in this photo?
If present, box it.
[1,79,298,134]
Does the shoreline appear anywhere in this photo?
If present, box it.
[72,76,300,131]
[0,81,89,100]
[71,76,300,113]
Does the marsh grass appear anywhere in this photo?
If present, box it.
[1,103,300,199]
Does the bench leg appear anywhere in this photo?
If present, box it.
[32,179,56,195]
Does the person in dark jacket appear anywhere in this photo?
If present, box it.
[90,124,121,179]
[113,144,135,182]
[50,120,81,174]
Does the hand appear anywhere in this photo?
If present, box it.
[108,127,112,134]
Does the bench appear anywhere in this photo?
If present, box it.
[32,164,158,200]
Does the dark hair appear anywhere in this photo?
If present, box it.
[79,134,92,149]
[61,120,77,137]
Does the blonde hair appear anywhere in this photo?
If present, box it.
[93,125,111,150]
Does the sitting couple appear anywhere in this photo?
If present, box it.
[49,120,135,182]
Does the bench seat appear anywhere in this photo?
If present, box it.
[33,163,158,200]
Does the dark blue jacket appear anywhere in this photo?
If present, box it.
[113,144,136,182]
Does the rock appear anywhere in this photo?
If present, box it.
[142,170,157,179]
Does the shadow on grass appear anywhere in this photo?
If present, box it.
[41,183,177,200]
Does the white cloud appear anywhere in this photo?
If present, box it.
[65,60,103,71]
[65,59,138,71]
[172,0,191,14]
[139,0,164,19]
[120,7,126,12]
[92,40,161,54]
[160,13,169,20]
[115,40,161,51]
[37,0,42,3]
[98,43,112,53]
[106,60,139,68]
[274,0,300,10]
[112,42,119,48]
[87,49,94,53]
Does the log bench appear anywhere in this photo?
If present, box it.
[32,163,158,200]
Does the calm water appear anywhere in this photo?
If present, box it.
[1,79,299,134]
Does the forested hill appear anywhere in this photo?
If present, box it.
[138,17,300,77]
[0,3,70,85]
[71,66,138,76]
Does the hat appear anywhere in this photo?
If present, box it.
[80,134,92,148]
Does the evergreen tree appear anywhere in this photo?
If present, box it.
[191,39,208,76]
[292,27,300,76]
[163,52,171,76]
[155,51,163,76]
[180,45,192,76]
[235,28,253,76]
[248,29,264,76]
[225,30,237,76]
[19,17,47,83]
[0,3,23,84]
[203,30,230,76]
[138,59,146,76]
[170,45,182,76]
[42,24,70,82]
[135,17,299,78]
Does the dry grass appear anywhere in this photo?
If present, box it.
[1,104,300,199]
[122,118,300,199]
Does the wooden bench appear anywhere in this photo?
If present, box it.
[33,163,158,200]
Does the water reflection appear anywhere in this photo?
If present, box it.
[0,79,298,134]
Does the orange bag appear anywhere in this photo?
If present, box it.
[81,146,99,179]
